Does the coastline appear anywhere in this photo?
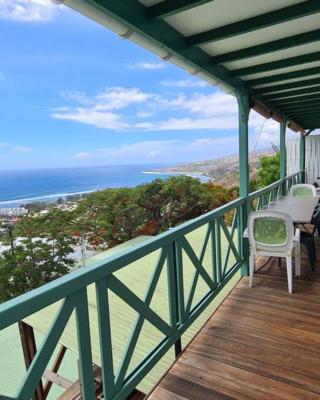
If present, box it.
[0,170,210,209]
[0,189,96,208]
[142,170,210,181]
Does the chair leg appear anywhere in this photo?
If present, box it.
[295,243,301,277]
[307,241,315,271]
[286,256,293,294]
[312,239,317,261]
[249,253,255,288]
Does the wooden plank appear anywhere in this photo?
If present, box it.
[43,345,68,398]
[18,321,45,400]
[147,241,320,400]
[175,353,320,400]
[43,369,72,390]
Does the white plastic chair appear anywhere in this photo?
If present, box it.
[289,184,316,197]
[248,211,300,294]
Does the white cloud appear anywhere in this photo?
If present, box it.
[137,111,155,118]
[13,145,32,152]
[74,136,241,165]
[161,79,207,88]
[0,0,61,22]
[52,84,286,147]
[127,61,166,70]
[53,109,129,130]
[74,152,92,159]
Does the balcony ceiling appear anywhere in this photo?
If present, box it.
[64,0,320,130]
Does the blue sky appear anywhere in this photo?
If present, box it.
[0,0,287,170]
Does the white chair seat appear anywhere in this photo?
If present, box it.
[248,211,300,294]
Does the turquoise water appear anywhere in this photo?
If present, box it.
[0,164,207,208]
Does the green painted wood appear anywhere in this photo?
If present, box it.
[173,240,185,324]
[63,0,247,101]
[147,0,212,19]
[166,241,182,358]
[255,77,320,95]
[188,0,320,46]
[185,224,211,316]
[115,248,167,388]
[214,28,320,64]
[214,219,222,284]
[110,259,244,400]
[95,278,116,400]
[221,210,238,277]
[62,0,310,130]
[280,121,287,194]
[75,289,95,400]
[16,296,76,400]
[167,244,178,329]
[0,196,245,331]
[231,51,320,77]
[108,276,172,337]
[263,86,320,101]
[280,101,320,111]
[220,216,240,273]
[209,221,217,284]
[289,109,320,116]
[181,237,215,291]
[0,168,303,399]
[237,94,250,275]
[247,66,320,87]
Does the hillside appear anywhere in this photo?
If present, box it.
[151,149,274,187]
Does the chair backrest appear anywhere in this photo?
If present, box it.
[289,184,316,197]
[248,211,294,253]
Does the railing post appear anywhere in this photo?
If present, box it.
[280,120,287,195]
[300,133,305,183]
[237,93,250,276]
[168,240,184,358]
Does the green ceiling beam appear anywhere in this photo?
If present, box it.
[271,95,320,106]
[230,51,320,77]
[188,0,320,46]
[148,0,212,19]
[213,28,320,64]
[288,108,320,118]
[255,77,320,94]
[280,101,320,111]
[262,85,320,101]
[64,0,305,128]
[279,101,320,111]
[281,108,320,116]
[64,0,247,95]
[246,66,320,87]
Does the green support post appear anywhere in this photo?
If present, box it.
[280,120,287,195]
[237,93,250,276]
[300,133,305,183]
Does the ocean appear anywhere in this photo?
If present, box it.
[0,164,207,208]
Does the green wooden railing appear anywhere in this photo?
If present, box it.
[0,171,303,400]
[249,171,303,211]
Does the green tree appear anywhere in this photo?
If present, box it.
[0,237,75,302]
[0,212,76,302]
[257,152,280,187]
[137,176,210,235]
[77,188,147,247]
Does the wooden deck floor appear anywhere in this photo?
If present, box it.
[147,242,320,400]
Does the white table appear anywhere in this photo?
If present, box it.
[265,196,319,223]
[243,195,319,238]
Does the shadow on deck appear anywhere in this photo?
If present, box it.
[147,241,320,400]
